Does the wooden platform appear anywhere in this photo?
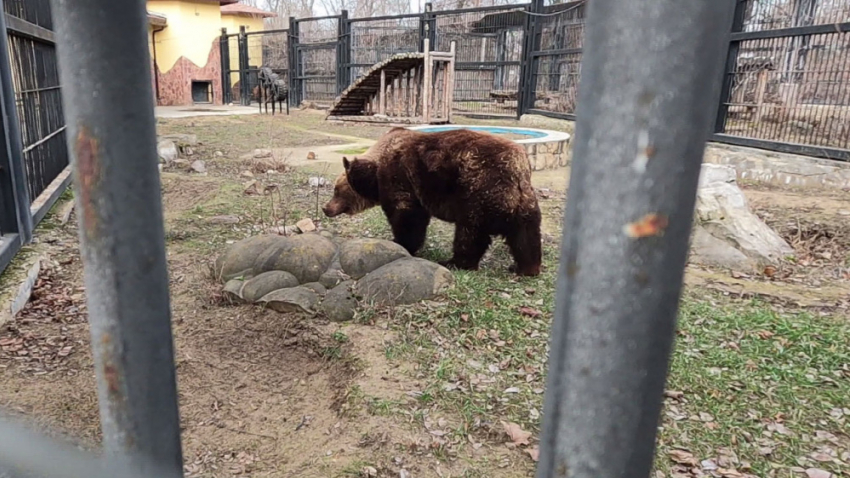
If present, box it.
[327,39,456,125]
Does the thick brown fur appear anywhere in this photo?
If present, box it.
[323,127,542,277]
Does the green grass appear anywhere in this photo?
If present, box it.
[334,146,369,156]
[359,219,850,476]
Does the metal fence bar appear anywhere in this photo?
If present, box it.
[535,1,735,478]
[0,4,33,243]
[50,0,183,476]
[0,414,176,478]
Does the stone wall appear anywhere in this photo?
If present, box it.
[155,39,223,107]
[524,140,571,171]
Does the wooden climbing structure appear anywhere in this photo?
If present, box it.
[327,40,456,124]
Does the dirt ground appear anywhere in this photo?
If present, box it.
[0,111,847,478]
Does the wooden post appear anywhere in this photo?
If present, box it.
[406,69,412,117]
[447,41,456,123]
[753,68,769,123]
[393,76,400,117]
[413,65,421,118]
[423,39,431,123]
[379,69,386,115]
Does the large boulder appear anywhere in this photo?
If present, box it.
[695,164,794,266]
[354,257,454,306]
[253,233,338,284]
[321,280,358,322]
[688,225,755,270]
[338,238,410,279]
[258,287,320,315]
[223,279,246,301]
[214,234,285,282]
[241,271,300,303]
[214,234,338,284]
[157,140,178,164]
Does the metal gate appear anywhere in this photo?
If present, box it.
[430,4,529,118]
[291,15,342,106]
[221,27,290,107]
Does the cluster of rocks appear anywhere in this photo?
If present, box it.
[215,234,454,322]
[157,133,210,174]
[690,164,794,270]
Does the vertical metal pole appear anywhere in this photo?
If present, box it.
[239,26,250,106]
[49,1,184,476]
[0,4,33,243]
[536,1,735,478]
[337,10,349,95]
[517,0,542,119]
[288,17,300,107]
[220,28,232,105]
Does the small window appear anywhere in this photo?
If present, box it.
[191,81,212,104]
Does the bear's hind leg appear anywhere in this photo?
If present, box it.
[387,205,431,255]
[505,213,543,277]
[441,223,491,271]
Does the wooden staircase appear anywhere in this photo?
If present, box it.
[327,40,456,124]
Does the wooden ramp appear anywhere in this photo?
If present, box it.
[327,40,456,125]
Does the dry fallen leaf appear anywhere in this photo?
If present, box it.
[519,306,543,318]
[664,390,684,400]
[810,452,833,463]
[756,330,775,339]
[718,468,744,478]
[805,469,832,478]
[526,446,540,462]
[668,449,698,466]
[501,421,532,446]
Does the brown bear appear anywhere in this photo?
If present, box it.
[322,127,542,276]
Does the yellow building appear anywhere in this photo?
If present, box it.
[145,0,275,106]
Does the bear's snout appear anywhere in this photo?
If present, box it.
[322,200,342,217]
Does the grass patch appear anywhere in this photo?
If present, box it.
[334,146,369,156]
[373,230,849,476]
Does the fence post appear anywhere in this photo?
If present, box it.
[419,3,436,53]
[535,0,735,477]
[337,10,349,94]
[288,17,300,107]
[0,5,33,244]
[49,0,184,476]
[220,28,232,105]
[238,26,250,106]
[517,0,543,119]
[713,0,748,135]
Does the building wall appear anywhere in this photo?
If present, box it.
[148,0,224,105]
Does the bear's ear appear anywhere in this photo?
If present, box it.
[342,157,351,171]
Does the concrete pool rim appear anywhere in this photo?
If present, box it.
[405,124,571,145]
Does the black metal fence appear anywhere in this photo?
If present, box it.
[713,0,850,161]
[0,0,70,274]
[220,0,849,161]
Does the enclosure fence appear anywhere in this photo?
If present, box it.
[1,0,738,476]
[0,0,70,274]
[221,0,850,161]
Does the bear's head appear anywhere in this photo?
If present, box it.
[321,157,380,218]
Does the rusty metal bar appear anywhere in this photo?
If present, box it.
[535,1,735,477]
[49,0,183,476]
